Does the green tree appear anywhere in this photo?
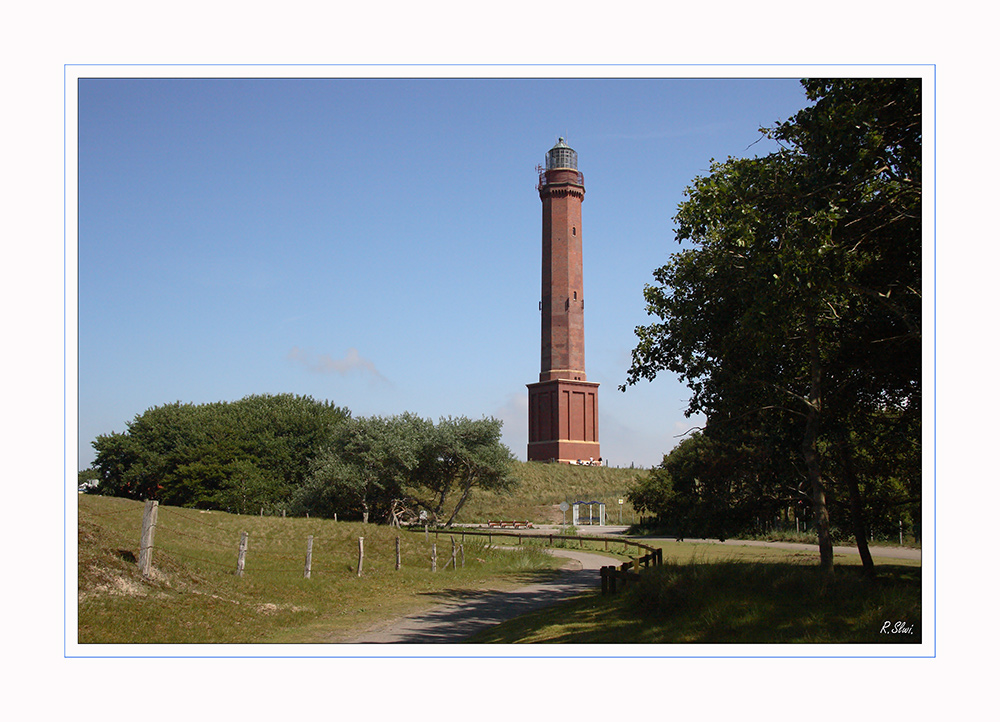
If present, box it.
[410,416,516,526]
[292,413,429,523]
[91,394,350,508]
[624,79,921,574]
[626,464,676,522]
[291,414,516,526]
[629,431,796,540]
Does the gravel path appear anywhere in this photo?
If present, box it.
[337,548,610,644]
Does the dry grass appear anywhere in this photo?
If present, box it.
[77,494,561,644]
[456,461,647,524]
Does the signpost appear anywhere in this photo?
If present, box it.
[559,501,569,526]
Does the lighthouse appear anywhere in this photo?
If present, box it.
[527,138,600,464]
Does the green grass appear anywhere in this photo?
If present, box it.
[466,544,922,644]
[78,494,561,644]
[455,461,647,524]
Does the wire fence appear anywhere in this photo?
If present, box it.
[81,498,646,584]
[87,500,500,580]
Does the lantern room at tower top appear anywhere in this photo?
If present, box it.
[527,138,601,465]
[537,137,585,191]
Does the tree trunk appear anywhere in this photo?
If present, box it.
[802,312,834,573]
[838,435,876,580]
[444,472,477,527]
[802,412,833,571]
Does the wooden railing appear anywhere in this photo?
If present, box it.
[420,526,657,554]
[417,526,662,594]
[600,548,663,595]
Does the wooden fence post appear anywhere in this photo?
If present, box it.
[395,536,401,570]
[304,535,313,579]
[357,537,364,577]
[236,531,248,577]
[450,536,457,570]
[431,543,438,572]
[460,544,465,568]
[138,499,158,577]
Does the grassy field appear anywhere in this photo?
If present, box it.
[77,494,562,644]
[468,539,922,644]
[456,460,647,524]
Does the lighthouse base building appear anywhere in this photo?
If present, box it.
[527,379,600,464]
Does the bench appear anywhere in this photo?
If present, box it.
[487,520,534,529]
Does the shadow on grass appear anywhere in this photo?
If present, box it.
[417,567,568,601]
[466,561,922,645]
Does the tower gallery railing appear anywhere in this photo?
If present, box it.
[536,166,584,190]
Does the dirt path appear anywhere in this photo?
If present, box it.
[647,536,923,561]
[336,548,610,644]
[330,534,920,644]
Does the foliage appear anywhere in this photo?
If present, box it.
[623,79,921,570]
[290,413,430,523]
[89,394,350,512]
[627,432,799,540]
[626,465,675,517]
[291,415,516,525]
[411,415,517,526]
[91,399,513,527]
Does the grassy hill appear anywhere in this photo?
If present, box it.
[456,461,648,525]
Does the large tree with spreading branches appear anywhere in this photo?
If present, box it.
[624,79,921,574]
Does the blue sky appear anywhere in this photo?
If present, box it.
[77,77,814,469]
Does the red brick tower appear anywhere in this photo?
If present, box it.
[527,138,600,464]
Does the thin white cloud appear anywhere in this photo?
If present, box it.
[495,392,529,460]
[287,346,389,384]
